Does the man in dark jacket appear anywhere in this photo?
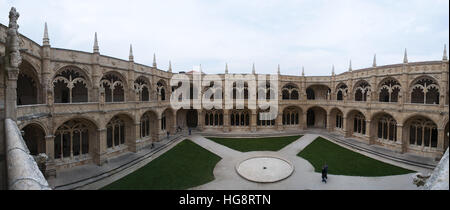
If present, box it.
[322,164,328,183]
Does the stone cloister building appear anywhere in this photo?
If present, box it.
[0,15,448,179]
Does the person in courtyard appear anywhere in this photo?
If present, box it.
[322,163,328,183]
[167,131,170,139]
[189,127,192,135]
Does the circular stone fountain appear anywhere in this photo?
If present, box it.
[236,156,294,183]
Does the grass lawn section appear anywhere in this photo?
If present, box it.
[102,140,221,190]
[206,135,302,152]
[298,137,415,177]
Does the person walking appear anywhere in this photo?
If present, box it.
[188,127,192,135]
[322,164,329,183]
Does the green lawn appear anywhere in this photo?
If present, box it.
[297,137,415,177]
[206,135,302,152]
[102,140,222,190]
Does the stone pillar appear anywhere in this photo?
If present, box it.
[396,124,405,153]
[301,111,307,130]
[438,128,445,153]
[251,112,257,132]
[128,122,140,153]
[197,110,203,131]
[94,128,108,166]
[277,112,284,131]
[44,135,56,177]
[326,114,333,132]
[366,120,374,144]
[343,117,351,138]
[223,109,230,132]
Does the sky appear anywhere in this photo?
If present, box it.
[0,0,448,76]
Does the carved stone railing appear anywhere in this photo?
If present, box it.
[5,118,51,190]
[423,148,449,190]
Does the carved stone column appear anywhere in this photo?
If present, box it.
[94,128,108,166]
[44,135,56,177]
[223,109,230,132]
[396,124,405,153]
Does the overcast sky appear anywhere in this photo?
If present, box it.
[1,0,448,75]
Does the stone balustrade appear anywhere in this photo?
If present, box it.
[5,119,51,190]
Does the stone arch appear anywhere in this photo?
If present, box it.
[409,76,440,104]
[21,123,47,156]
[204,108,224,127]
[52,65,93,88]
[335,83,348,101]
[282,83,299,100]
[134,76,151,102]
[377,77,401,103]
[371,112,398,142]
[140,110,158,141]
[329,107,344,130]
[161,108,176,133]
[306,106,327,128]
[53,118,98,161]
[346,109,367,136]
[106,113,135,150]
[306,84,331,100]
[17,60,42,105]
[157,79,168,101]
[282,106,302,128]
[403,115,439,150]
[101,71,127,102]
[353,80,371,102]
[53,65,91,103]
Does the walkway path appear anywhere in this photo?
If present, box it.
[190,134,421,190]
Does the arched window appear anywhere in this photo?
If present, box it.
[161,114,167,130]
[379,79,401,103]
[135,78,150,102]
[306,88,315,100]
[17,62,40,105]
[101,73,124,102]
[53,68,88,103]
[376,115,397,141]
[107,117,125,148]
[282,84,299,100]
[55,120,89,159]
[230,110,250,127]
[336,84,348,101]
[354,81,371,102]
[335,114,343,129]
[353,112,366,135]
[410,78,439,104]
[283,107,299,126]
[157,81,166,101]
[409,118,438,148]
[258,109,276,127]
[141,113,151,138]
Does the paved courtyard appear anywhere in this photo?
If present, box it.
[189,134,421,190]
[49,132,435,190]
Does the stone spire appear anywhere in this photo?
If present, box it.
[225,63,229,74]
[252,63,256,74]
[93,32,99,54]
[153,53,157,68]
[403,49,408,63]
[43,22,50,46]
[277,64,281,75]
[302,66,305,76]
[199,64,203,74]
[349,60,352,72]
[332,65,335,76]
[373,54,377,67]
[443,44,447,61]
[168,60,172,73]
[129,44,134,62]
